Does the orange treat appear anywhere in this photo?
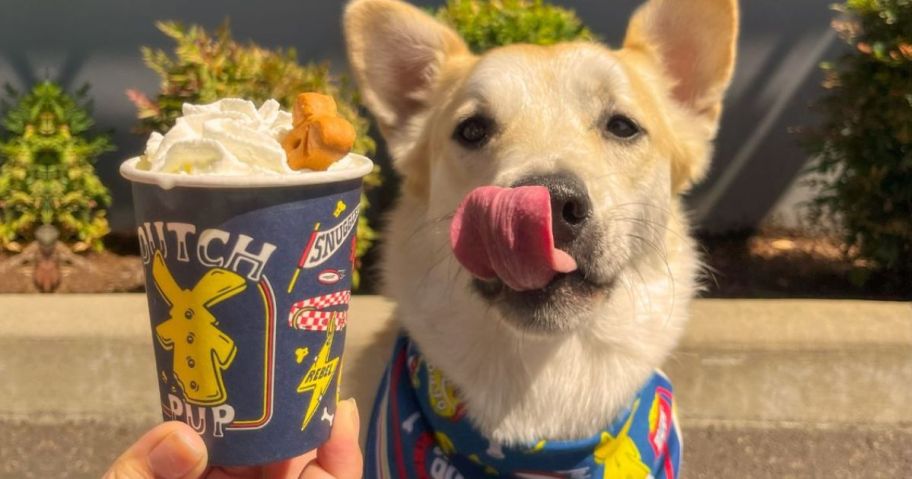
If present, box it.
[283,92,356,171]
[293,93,338,126]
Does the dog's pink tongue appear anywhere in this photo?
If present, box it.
[450,186,577,291]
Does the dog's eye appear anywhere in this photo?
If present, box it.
[604,115,641,140]
[453,115,493,149]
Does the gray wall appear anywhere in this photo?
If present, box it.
[0,0,842,234]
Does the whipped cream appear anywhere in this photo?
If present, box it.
[139,98,357,175]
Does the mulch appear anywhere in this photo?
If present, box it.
[699,230,910,301]
[0,244,144,294]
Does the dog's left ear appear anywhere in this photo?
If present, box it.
[624,0,739,190]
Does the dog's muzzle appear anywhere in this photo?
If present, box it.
[512,172,593,250]
[450,179,582,291]
[451,172,606,332]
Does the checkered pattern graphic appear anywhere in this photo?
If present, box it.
[288,290,351,331]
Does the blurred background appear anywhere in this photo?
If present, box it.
[0,0,910,477]
[4,0,908,298]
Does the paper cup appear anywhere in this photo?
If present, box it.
[120,155,372,466]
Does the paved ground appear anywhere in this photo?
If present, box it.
[1,295,910,478]
[3,420,909,478]
[684,424,912,479]
[0,421,912,479]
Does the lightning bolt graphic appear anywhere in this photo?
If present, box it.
[296,313,340,430]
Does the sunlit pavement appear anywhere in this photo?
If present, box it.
[1,296,910,478]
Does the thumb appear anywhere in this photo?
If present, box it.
[104,421,207,479]
[300,398,362,479]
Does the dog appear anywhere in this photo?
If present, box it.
[344,0,738,476]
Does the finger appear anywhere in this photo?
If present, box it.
[262,453,314,478]
[207,453,314,479]
[104,421,207,479]
[203,465,258,479]
[299,398,362,479]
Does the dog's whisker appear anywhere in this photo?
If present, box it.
[607,216,690,244]
[587,171,626,182]
[608,214,696,322]
[445,265,466,304]
[415,242,454,300]
[624,249,657,323]
[700,261,722,290]
[404,212,456,245]
[609,202,674,215]
[626,233,677,327]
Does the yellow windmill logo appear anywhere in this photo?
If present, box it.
[151,252,247,406]
[593,399,651,478]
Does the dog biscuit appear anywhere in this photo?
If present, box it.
[283,93,356,171]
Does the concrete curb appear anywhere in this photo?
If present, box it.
[2,296,910,425]
[4,295,910,344]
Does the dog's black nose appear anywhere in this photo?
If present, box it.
[512,173,592,247]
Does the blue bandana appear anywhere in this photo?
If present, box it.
[366,336,682,479]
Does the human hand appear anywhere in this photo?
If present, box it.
[103,398,361,479]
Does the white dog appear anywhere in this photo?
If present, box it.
[344,0,738,476]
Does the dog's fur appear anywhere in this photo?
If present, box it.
[344,0,738,445]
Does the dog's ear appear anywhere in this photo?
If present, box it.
[344,0,470,162]
[624,0,738,190]
[624,0,738,125]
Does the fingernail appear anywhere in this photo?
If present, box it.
[147,430,205,479]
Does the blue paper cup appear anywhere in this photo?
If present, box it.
[120,155,372,466]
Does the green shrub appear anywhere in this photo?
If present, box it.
[128,21,379,288]
[804,0,912,283]
[436,0,594,53]
[0,82,114,251]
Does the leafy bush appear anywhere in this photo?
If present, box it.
[436,0,594,53]
[804,0,912,282]
[128,21,379,288]
[0,82,113,251]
